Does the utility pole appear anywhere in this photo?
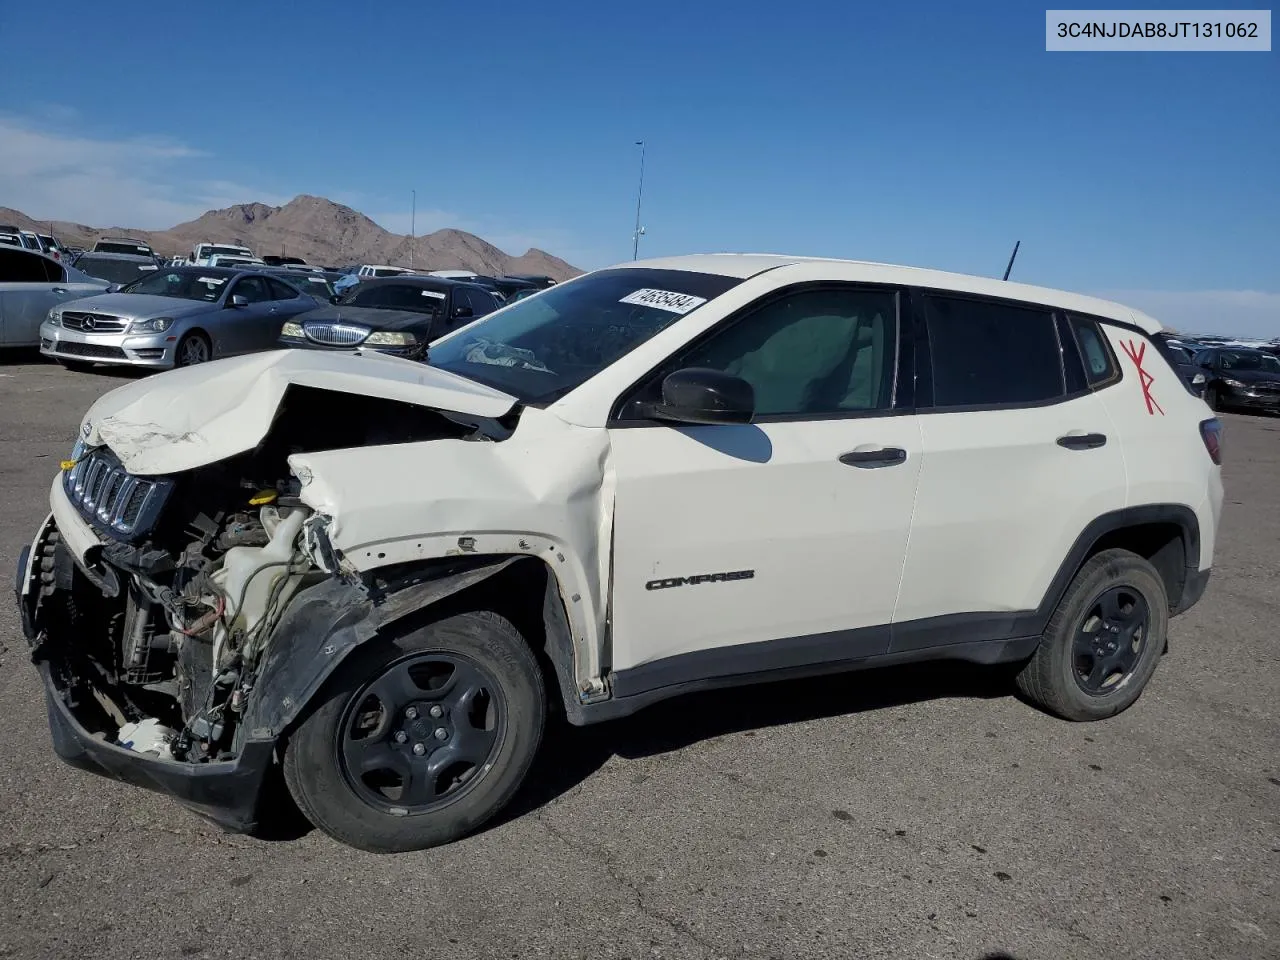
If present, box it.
[632,140,646,260]
[410,189,416,270]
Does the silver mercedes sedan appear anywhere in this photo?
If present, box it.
[39,266,323,371]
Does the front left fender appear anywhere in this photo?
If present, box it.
[240,555,588,741]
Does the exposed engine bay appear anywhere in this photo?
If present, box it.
[34,385,511,765]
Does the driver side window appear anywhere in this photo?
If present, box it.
[231,275,270,303]
[629,286,898,418]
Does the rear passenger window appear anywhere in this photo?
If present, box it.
[1069,316,1118,385]
[923,296,1064,407]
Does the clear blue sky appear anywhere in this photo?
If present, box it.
[0,2,1276,333]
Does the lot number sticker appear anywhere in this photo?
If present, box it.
[619,288,708,314]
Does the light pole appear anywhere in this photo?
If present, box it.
[410,189,416,270]
[632,140,645,260]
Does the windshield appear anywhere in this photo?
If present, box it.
[294,275,337,298]
[123,270,229,302]
[201,245,251,259]
[338,282,445,314]
[95,241,154,257]
[75,256,159,285]
[1221,351,1280,373]
[428,268,742,403]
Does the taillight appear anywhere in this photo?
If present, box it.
[1200,418,1222,465]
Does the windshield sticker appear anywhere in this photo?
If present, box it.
[421,290,447,299]
[197,276,227,285]
[139,265,157,271]
[619,288,708,314]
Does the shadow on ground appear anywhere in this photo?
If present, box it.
[498,659,1019,828]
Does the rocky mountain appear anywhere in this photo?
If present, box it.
[0,195,581,279]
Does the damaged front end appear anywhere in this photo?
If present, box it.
[16,367,523,832]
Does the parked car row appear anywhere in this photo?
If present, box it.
[27,253,508,371]
[0,225,70,262]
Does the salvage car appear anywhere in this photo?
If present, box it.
[279,275,497,359]
[40,266,317,370]
[1193,346,1280,413]
[0,245,110,347]
[16,254,1223,853]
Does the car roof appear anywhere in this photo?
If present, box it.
[98,236,150,244]
[609,253,1164,333]
[353,275,461,290]
[150,265,242,279]
[76,250,157,263]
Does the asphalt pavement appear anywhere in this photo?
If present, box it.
[0,355,1276,960]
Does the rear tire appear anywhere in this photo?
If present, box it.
[1015,548,1168,721]
[283,610,546,853]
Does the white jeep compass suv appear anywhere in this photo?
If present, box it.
[16,254,1224,852]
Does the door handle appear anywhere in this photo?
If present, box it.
[839,446,907,468]
[1057,432,1107,450]
[51,287,68,294]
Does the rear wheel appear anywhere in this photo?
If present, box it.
[175,331,211,366]
[1015,549,1168,721]
[283,610,546,853]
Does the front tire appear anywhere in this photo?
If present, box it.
[283,610,546,853]
[1015,549,1168,721]
[174,331,211,367]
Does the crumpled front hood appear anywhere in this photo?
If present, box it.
[82,349,518,475]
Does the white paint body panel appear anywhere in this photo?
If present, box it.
[1094,323,1223,569]
[606,417,923,670]
[79,348,517,475]
[894,393,1127,621]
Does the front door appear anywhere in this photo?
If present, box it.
[606,284,922,681]
[219,275,275,355]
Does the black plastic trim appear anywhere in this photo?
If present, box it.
[588,632,1041,724]
[39,663,274,833]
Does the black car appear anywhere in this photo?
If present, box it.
[249,266,343,302]
[466,275,539,301]
[1153,334,1208,397]
[279,275,500,359]
[503,273,558,289]
[1192,346,1280,413]
[261,255,309,267]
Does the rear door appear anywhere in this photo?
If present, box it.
[0,249,86,346]
[891,292,1127,649]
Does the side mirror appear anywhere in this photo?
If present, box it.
[106,283,120,293]
[642,368,754,425]
[231,294,249,307]
[453,305,474,319]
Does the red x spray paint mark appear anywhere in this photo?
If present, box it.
[1119,339,1164,416]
